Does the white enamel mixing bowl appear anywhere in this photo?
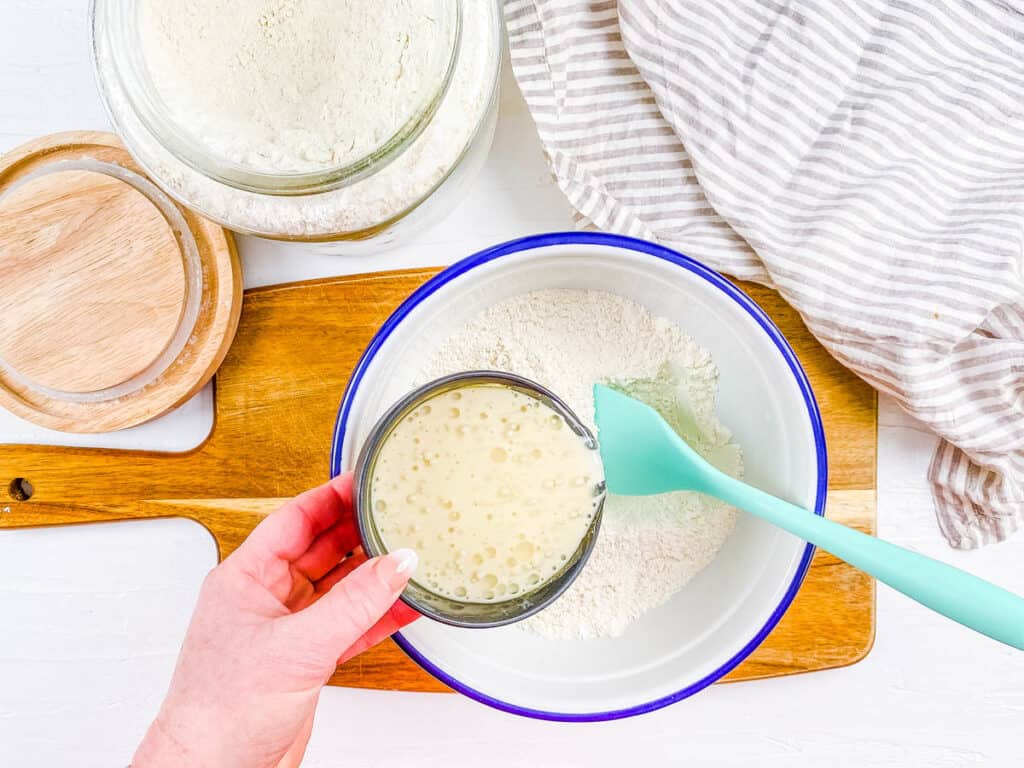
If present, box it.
[330,232,827,721]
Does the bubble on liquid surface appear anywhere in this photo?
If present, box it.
[514,541,535,561]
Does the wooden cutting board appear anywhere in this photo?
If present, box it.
[0,270,877,691]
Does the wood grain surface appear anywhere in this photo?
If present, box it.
[0,131,242,432]
[0,269,877,691]
[0,169,185,393]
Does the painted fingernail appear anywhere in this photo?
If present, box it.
[391,548,418,575]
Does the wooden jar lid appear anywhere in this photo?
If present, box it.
[0,131,242,433]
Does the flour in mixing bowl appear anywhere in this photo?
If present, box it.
[420,289,743,640]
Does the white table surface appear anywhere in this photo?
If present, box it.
[2,3,1022,766]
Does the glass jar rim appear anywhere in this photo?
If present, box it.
[92,0,462,197]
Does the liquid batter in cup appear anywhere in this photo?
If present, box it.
[369,383,604,603]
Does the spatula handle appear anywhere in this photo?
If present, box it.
[706,475,1024,651]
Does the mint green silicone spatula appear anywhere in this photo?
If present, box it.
[593,384,1024,650]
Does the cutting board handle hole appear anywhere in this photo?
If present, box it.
[8,478,33,501]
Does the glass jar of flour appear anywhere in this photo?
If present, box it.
[91,0,501,245]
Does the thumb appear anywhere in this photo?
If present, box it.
[284,549,418,662]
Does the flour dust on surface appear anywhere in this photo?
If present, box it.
[420,289,743,640]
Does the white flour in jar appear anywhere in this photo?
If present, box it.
[420,289,743,640]
[95,1,500,238]
[139,0,445,174]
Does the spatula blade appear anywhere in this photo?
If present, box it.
[593,384,698,496]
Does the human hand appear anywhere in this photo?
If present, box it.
[133,473,419,768]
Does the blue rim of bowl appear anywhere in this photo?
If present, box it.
[330,231,828,722]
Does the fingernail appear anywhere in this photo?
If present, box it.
[391,548,418,576]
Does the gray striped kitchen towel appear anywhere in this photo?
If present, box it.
[505,0,1024,548]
